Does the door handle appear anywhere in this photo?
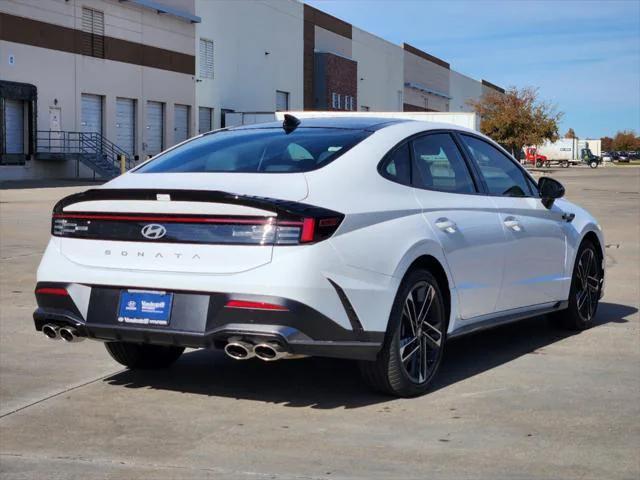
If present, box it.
[435,218,457,233]
[504,217,522,232]
[562,212,575,222]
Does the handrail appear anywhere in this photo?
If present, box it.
[36,130,134,175]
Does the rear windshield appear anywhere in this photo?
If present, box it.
[135,127,371,173]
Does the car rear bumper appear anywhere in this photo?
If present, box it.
[33,283,384,361]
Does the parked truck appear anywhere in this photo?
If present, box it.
[524,138,601,168]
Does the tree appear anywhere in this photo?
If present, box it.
[468,86,563,157]
[564,128,577,139]
[611,130,639,151]
[601,136,613,151]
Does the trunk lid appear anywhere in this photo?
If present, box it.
[55,173,308,274]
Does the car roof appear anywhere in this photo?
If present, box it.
[231,116,411,132]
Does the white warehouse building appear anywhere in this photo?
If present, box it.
[450,70,484,113]
[194,0,304,131]
[1,0,502,182]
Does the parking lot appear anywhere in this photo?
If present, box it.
[1,166,638,479]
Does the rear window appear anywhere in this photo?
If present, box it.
[135,127,371,173]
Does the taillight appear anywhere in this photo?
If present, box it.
[51,212,343,245]
[225,300,289,311]
[35,287,69,296]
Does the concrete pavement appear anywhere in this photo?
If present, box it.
[1,167,638,479]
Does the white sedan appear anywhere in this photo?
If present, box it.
[34,115,604,397]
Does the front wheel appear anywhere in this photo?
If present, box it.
[535,160,543,168]
[590,161,598,169]
[552,241,602,330]
[105,342,185,369]
[359,269,447,397]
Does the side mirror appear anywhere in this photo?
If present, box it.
[538,176,565,209]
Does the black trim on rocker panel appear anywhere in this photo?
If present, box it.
[448,301,569,339]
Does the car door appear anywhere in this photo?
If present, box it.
[457,133,569,311]
[409,132,506,320]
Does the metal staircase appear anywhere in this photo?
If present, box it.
[36,131,134,179]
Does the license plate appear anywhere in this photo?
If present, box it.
[117,290,173,326]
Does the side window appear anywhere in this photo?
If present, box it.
[525,175,539,197]
[411,133,476,194]
[382,142,411,184]
[461,135,532,197]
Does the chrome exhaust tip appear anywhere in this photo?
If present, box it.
[59,327,85,343]
[253,342,288,362]
[42,324,60,340]
[224,341,255,360]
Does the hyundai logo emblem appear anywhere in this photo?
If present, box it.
[141,224,167,240]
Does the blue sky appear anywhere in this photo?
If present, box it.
[306,0,640,139]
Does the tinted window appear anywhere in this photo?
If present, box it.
[136,128,370,173]
[383,143,411,184]
[411,133,476,193]
[461,135,532,197]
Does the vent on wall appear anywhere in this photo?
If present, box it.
[81,7,105,59]
[199,38,214,79]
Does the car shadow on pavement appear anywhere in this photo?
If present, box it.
[431,301,634,393]
[103,302,634,409]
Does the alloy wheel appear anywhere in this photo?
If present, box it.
[399,281,443,384]
[575,248,600,322]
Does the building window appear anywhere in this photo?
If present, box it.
[344,96,355,111]
[276,91,289,111]
[81,7,105,58]
[199,38,214,79]
[332,93,342,110]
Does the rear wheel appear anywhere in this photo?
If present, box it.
[553,241,602,330]
[105,342,184,369]
[562,160,570,168]
[359,269,447,397]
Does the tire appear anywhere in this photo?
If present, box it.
[535,160,543,168]
[545,161,551,168]
[590,161,598,169]
[552,240,602,330]
[359,269,447,397]
[562,160,570,168]
[105,342,185,369]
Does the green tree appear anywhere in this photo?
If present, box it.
[468,86,563,157]
[564,128,577,139]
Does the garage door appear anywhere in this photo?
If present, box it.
[81,94,102,134]
[4,99,24,154]
[174,104,189,144]
[146,101,164,156]
[116,98,135,156]
[198,107,212,134]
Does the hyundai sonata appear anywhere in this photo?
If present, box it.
[34,115,604,396]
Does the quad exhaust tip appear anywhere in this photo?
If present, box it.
[59,327,85,343]
[253,342,288,362]
[223,340,293,361]
[42,324,60,340]
[224,341,255,360]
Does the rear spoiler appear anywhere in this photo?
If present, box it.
[53,188,339,220]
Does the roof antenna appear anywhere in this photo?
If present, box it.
[282,114,301,134]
